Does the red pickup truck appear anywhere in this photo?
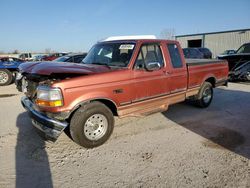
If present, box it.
[17,37,228,148]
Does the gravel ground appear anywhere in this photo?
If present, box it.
[0,83,249,188]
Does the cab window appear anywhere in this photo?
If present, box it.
[135,44,164,70]
[167,44,183,68]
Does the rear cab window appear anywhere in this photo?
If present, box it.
[167,43,183,68]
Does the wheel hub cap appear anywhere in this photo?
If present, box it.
[84,114,108,141]
[203,88,212,103]
[0,71,8,84]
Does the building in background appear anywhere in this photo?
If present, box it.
[175,28,250,57]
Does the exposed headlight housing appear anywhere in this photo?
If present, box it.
[35,86,63,107]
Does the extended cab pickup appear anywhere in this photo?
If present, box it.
[17,38,228,148]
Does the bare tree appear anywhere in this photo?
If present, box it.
[13,49,19,54]
[45,48,51,54]
[160,28,176,40]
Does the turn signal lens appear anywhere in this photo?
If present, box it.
[36,99,63,107]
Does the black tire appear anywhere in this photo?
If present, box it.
[195,82,213,108]
[63,126,72,140]
[0,69,13,86]
[70,101,114,148]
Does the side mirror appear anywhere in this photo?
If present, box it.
[145,61,161,71]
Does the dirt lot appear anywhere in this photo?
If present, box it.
[0,83,249,188]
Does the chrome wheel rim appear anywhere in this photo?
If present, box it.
[203,87,212,103]
[0,71,9,84]
[84,114,108,141]
[246,72,250,81]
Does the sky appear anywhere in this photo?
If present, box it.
[1,0,250,53]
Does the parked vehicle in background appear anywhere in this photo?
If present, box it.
[19,53,33,61]
[0,57,24,62]
[183,48,204,59]
[54,53,87,63]
[34,55,47,61]
[229,61,250,81]
[218,42,250,81]
[236,42,250,54]
[42,53,68,61]
[221,50,236,55]
[197,47,212,59]
[0,57,24,86]
[17,36,228,148]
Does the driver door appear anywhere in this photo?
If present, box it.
[132,43,170,103]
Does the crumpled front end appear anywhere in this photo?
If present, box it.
[16,71,70,141]
[21,96,68,141]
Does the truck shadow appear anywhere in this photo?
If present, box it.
[16,112,53,188]
[162,88,250,159]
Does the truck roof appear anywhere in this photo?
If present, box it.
[100,35,177,43]
[99,39,177,44]
[103,35,157,41]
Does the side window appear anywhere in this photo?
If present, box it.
[135,44,164,70]
[167,44,183,68]
[74,56,84,63]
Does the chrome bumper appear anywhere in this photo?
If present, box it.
[21,96,68,142]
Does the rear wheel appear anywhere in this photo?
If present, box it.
[195,82,213,108]
[0,69,13,86]
[70,101,114,148]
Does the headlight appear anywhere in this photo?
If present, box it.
[35,86,63,107]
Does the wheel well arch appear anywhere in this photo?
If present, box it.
[205,77,216,87]
[91,98,118,116]
[68,98,118,121]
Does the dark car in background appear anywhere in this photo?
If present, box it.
[221,50,236,55]
[183,48,204,59]
[54,53,87,63]
[42,53,68,61]
[218,42,250,81]
[0,57,24,62]
[236,42,250,54]
[197,47,212,59]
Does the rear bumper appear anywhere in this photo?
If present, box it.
[21,96,68,142]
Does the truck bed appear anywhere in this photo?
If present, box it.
[186,59,228,89]
[186,58,226,66]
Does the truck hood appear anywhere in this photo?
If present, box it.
[18,61,112,75]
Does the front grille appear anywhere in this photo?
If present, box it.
[25,80,38,99]
[20,73,51,99]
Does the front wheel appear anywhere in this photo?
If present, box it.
[70,101,114,148]
[0,69,13,86]
[195,82,213,108]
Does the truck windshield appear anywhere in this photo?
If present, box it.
[82,42,135,67]
[54,56,69,62]
[236,43,250,54]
